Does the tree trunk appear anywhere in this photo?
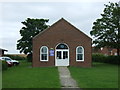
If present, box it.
[117,48,120,56]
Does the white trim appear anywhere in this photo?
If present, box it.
[55,43,69,66]
[40,46,49,61]
[76,46,84,62]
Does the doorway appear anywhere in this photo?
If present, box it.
[55,43,69,66]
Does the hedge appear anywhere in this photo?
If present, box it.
[2,61,8,71]
[27,53,32,62]
[92,53,120,65]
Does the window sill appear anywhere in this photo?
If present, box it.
[40,60,48,62]
[76,60,84,62]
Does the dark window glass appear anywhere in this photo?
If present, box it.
[57,51,62,59]
[41,47,47,53]
[41,46,48,61]
[63,51,68,59]
[41,54,47,60]
[77,54,83,60]
[56,44,68,49]
[5,58,11,61]
[77,47,83,53]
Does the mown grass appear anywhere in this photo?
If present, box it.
[2,61,60,88]
[69,62,118,88]
[2,61,119,88]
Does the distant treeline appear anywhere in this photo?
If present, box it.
[4,54,27,60]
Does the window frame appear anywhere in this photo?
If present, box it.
[40,46,49,61]
[76,46,84,62]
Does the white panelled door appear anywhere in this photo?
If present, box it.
[55,43,69,66]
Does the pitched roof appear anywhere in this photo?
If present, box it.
[33,18,92,40]
[0,48,8,51]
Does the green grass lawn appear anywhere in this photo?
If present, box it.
[69,62,118,88]
[2,61,61,88]
[2,61,119,88]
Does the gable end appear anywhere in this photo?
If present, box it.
[33,18,92,40]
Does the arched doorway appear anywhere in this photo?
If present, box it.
[55,43,69,66]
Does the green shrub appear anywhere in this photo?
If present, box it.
[27,53,32,62]
[2,61,8,71]
[92,53,119,65]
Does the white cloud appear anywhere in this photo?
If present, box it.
[0,1,119,54]
[0,0,119,2]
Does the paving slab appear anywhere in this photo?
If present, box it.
[58,66,81,90]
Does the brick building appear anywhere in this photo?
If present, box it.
[32,18,92,67]
[0,48,8,57]
[92,47,119,56]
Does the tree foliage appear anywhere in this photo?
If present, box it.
[17,18,49,54]
[90,2,120,55]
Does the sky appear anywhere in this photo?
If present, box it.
[0,0,119,54]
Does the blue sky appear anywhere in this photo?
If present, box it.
[0,0,119,54]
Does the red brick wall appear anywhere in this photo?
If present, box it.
[32,18,92,67]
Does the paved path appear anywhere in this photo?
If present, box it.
[58,66,81,89]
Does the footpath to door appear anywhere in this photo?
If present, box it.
[58,67,81,89]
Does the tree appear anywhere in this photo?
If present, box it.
[17,18,49,55]
[90,2,120,56]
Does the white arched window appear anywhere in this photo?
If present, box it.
[40,46,48,61]
[76,46,84,61]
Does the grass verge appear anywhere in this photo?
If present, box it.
[2,61,60,88]
[69,62,118,88]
